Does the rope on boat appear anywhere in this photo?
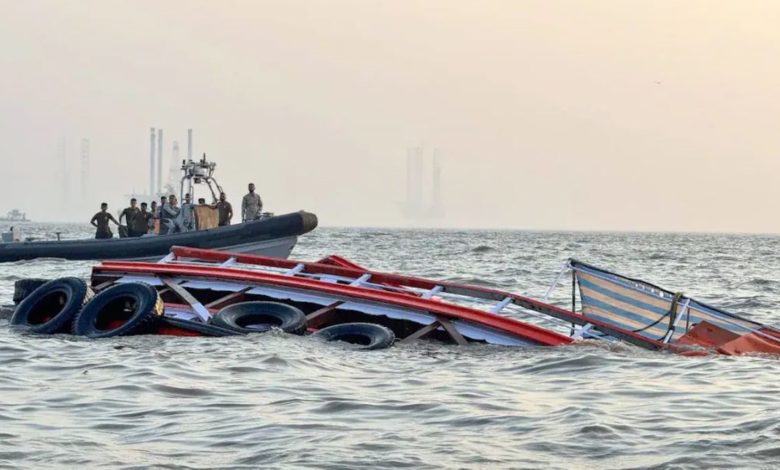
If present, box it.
[631,291,683,340]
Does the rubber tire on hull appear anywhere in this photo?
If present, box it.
[313,322,395,350]
[160,317,244,337]
[212,301,307,334]
[10,278,92,334]
[13,278,50,304]
[72,283,163,338]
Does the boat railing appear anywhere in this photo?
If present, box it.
[93,246,780,353]
[145,246,667,349]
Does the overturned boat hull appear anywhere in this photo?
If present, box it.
[11,245,778,356]
[87,249,780,354]
[87,246,573,347]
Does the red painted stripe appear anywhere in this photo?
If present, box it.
[316,255,366,270]
[94,262,573,346]
[314,254,409,292]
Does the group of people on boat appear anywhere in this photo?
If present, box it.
[90,183,263,239]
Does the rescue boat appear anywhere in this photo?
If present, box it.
[0,152,318,262]
[0,211,317,262]
[9,247,780,355]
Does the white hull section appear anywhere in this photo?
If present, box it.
[128,236,298,262]
[114,273,530,346]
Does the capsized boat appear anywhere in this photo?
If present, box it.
[62,246,564,346]
[10,247,780,355]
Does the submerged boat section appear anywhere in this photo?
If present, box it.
[567,260,780,355]
[88,248,780,354]
[10,245,780,356]
[88,246,574,347]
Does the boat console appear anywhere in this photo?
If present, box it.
[180,153,223,203]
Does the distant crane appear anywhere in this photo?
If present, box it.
[157,129,164,195]
[149,128,156,196]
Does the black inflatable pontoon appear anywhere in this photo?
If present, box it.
[0,211,317,262]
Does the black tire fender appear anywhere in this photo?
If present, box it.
[11,277,92,334]
[72,283,163,338]
[13,278,50,304]
[160,317,244,337]
[212,301,307,334]
[313,322,395,350]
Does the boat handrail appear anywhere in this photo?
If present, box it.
[102,246,670,350]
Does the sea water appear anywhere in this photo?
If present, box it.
[1,225,778,468]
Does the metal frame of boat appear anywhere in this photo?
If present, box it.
[91,246,574,347]
[87,247,780,355]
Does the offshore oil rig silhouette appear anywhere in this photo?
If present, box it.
[400,146,444,221]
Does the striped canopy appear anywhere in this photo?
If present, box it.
[570,260,763,343]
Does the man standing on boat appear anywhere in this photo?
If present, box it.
[242,183,262,222]
[215,192,233,226]
[181,193,194,231]
[156,196,167,234]
[158,198,169,234]
[161,195,181,234]
[90,203,120,239]
[149,200,158,234]
[119,198,141,237]
[132,202,153,236]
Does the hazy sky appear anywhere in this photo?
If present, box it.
[2,0,779,232]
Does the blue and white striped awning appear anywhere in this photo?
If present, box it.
[570,260,761,343]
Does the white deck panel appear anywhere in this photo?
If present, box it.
[112,274,531,346]
[115,275,164,286]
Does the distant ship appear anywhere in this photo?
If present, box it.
[0,209,29,223]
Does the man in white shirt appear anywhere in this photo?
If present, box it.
[163,195,182,234]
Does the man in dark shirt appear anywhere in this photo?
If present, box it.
[90,202,120,239]
[215,192,233,226]
[155,196,167,232]
[157,196,166,217]
[119,198,141,237]
[149,201,158,233]
[159,195,176,234]
[130,202,152,237]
